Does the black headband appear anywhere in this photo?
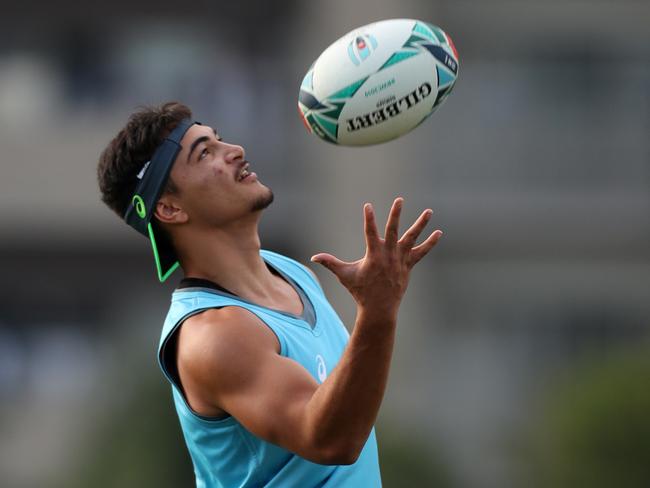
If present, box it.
[123,118,198,281]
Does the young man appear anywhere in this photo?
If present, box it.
[97,102,443,487]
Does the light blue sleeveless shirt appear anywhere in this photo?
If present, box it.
[157,250,382,488]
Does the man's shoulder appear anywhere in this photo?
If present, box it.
[179,307,281,363]
[182,306,278,344]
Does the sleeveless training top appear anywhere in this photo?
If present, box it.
[157,250,382,488]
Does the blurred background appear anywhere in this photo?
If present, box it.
[1,0,649,486]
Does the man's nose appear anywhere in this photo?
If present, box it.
[225,143,245,163]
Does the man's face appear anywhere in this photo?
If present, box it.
[165,123,274,227]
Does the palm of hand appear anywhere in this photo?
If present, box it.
[311,198,443,315]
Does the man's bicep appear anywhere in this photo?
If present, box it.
[220,349,320,448]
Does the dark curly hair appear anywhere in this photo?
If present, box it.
[97,102,192,219]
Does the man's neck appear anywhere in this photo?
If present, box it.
[174,221,279,302]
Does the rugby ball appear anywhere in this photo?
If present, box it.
[298,18,459,146]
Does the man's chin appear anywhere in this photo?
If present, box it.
[251,187,274,212]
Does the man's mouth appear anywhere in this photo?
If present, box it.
[237,162,251,182]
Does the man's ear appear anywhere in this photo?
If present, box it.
[153,195,188,225]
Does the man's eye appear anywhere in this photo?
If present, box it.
[199,148,209,160]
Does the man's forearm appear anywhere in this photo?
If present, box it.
[304,306,397,463]
[304,198,441,464]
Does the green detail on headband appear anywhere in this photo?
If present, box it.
[147,222,179,282]
[132,195,146,219]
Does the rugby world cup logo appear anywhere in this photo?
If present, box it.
[347,33,378,66]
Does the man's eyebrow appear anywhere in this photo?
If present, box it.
[186,128,219,164]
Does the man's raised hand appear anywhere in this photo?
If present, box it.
[310,198,443,319]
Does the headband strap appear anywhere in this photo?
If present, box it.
[123,118,198,282]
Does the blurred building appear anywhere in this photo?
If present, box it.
[0,1,648,486]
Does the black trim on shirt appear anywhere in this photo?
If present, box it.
[176,263,316,329]
[178,277,234,295]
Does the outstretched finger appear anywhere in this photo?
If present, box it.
[310,252,349,276]
[364,203,380,253]
[384,197,404,246]
[409,230,443,266]
[399,209,433,249]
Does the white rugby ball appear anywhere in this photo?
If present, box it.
[298,18,459,146]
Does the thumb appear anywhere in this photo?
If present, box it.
[310,253,347,274]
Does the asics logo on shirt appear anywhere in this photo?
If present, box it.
[316,354,327,383]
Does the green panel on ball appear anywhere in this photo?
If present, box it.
[328,76,368,100]
[413,22,437,42]
[425,23,448,44]
[320,100,346,121]
[436,65,455,87]
[403,35,426,50]
[379,50,420,71]
[313,114,338,141]
[306,114,337,144]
